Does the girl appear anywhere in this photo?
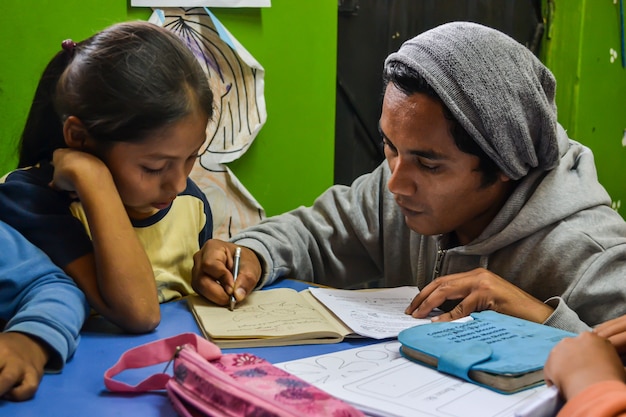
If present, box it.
[0,21,214,333]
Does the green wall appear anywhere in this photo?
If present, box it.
[1,1,623,218]
[0,0,337,217]
[542,0,626,217]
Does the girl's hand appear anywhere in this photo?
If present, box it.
[50,148,109,195]
[192,239,262,306]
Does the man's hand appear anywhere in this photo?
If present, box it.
[405,268,554,323]
[0,332,49,401]
[544,332,626,401]
[192,239,262,306]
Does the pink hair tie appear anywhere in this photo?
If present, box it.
[61,39,77,55]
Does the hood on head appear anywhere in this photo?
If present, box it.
[385,21,559,181]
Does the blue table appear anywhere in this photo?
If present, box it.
[0,280,378,416]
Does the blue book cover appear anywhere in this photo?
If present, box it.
[398,311,576,394]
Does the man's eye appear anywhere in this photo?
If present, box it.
[382,139,396,152]
[419,161,440,172]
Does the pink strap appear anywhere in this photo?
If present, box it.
[104,332,221,393]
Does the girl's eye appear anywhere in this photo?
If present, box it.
[142,166,165,175]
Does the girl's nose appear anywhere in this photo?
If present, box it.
[165,168,188,196]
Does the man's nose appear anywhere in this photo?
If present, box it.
[387,157,416,196]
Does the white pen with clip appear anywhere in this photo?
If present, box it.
[229,247,241,311]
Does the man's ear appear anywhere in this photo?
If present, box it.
[63,116,92,149]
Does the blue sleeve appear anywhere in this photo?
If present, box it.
[182,178,213,247]
[0,221,90,371]
[0,167,93,268]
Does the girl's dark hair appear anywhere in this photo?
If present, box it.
[382,60,499,186]
[18,21,214,168]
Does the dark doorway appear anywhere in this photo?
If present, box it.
[334,0,544,185]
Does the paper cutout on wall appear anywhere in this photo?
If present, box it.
[150,8,267,239]
[192,164,265,238]
[134,1,271,7]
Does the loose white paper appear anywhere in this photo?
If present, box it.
[308,286,437,339]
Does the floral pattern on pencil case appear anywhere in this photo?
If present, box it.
[174,352,364,417]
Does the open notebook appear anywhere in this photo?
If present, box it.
[187,286,433,348]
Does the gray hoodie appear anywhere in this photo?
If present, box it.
[234,126,626,333]
[231,22,626,333]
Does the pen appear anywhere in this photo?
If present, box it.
[229,247,241,311]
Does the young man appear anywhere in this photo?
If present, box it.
[191,22,626,333]
[0,220,89,401]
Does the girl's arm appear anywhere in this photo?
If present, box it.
[52,149,160,333]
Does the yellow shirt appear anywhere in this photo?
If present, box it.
[70,180,211,302]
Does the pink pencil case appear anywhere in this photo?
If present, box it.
[104,332,364,417]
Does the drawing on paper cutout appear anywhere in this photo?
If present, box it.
[155,7,265,166]
[279,341,402,384]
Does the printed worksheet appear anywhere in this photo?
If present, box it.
[276,340,403,384]
[276,341,552,417]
